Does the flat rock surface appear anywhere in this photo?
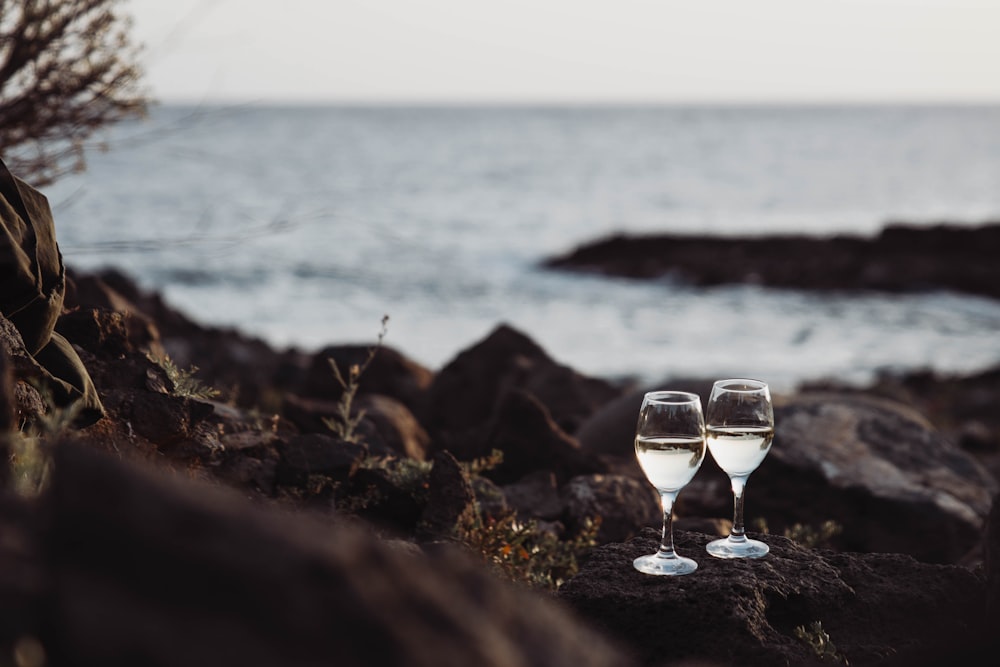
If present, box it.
[558,528,988,666]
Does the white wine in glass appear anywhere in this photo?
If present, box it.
[633,391,707,576]
[705,379,774,559]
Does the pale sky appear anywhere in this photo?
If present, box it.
[128,0,1000,104]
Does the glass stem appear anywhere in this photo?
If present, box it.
[658,491,679,558]
[729,475,749,542]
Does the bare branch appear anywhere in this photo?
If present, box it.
[0,0,149,185]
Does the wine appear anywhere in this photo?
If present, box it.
[635,435,706,491]
[632,390,706,575]
[706,425,774,476]
[704,379,773,560]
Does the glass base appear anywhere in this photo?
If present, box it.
[633,552,698,576]
[706,536,769,559]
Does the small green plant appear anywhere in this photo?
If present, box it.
[7,390,83,496]
[339,449,502,516]
[749,518,843,550]
[341,448,594,590]
[150,354,220,400]
[357,453,433,500]
[459,448,504,476]
[323,315,389,444]
[30,391,83,438]
[458,509,600,591]
[8,434,51,497]
[794,621,848,664]
[785,520,843,549]
[331,479,384,514]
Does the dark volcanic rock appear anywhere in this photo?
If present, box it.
[280,393,375,440]
[63,271,164,357]
[275,433,368,488]
[558,528,988,667]
[502,471,565,521]
[128,391,216,449]
[417,450,477,542]
[424,324,549,439]
[69,268,198,339]
[69,268,309,411]
[756,392,997,563]
[481,389,606,484]
[214,431,281,495]
[423,324,623,447]
[544,222,1000,300]
[346,463,428,533]
[8,442,631,667]
[300,344,433,416]
[561,474,660,544]
[355,394,431,461]
[826,365,1000,482]
[281,392,429,460]
[55,308,135,359]
[988,492,1000,625]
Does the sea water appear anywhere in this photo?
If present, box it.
[44,104,1000,391]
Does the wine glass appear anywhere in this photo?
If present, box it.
[704,378,774,559]
[632,391,707,576]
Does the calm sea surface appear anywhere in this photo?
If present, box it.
[46,104,1000,391]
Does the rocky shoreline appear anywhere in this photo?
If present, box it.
[1,264,999,666]
[543,221,1000,300]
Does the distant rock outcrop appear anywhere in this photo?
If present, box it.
[543,222,1000,300]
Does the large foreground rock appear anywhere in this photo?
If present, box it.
[0,443,631,667]
[558,528,991,666]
